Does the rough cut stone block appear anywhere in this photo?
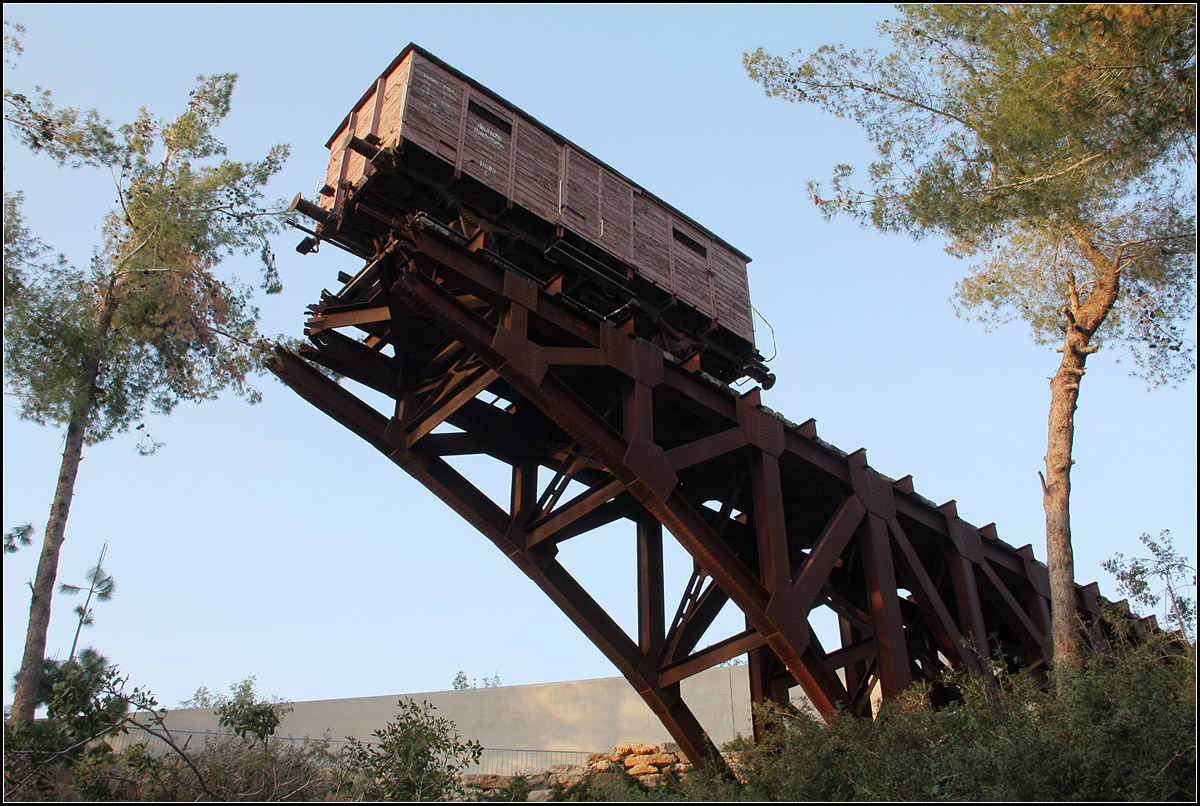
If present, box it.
[550,764,586,787]
[461,773,511,790]
[626,763,659,776]
[625,753,676,768]
[614,741,659,756]
[549,764,584,774]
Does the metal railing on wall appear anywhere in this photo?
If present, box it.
[105,728,597,777]
[473,747,595,776]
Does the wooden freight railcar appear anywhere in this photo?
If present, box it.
[292,44,772,387]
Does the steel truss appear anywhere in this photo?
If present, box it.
[269,215,1109,773]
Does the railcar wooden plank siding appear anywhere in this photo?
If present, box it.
[310,44,762,382]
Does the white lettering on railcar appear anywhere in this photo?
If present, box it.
[472,121,504,149]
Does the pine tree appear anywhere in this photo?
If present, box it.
[746,5,1196,668]
[4,24,289,725]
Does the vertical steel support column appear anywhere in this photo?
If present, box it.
[637,516,665,662]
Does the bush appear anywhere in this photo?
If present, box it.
[550,766,707,802]
[5,674,491,802]
[731,632,1195,802]
[3,660,131,800]
[342,698,483,801]
[61,732,344,802]
[4,670,342,802]
[7,635,1190,801]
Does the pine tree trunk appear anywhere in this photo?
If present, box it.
[1041,224,1123,673]
[1043,342,1087,671]
[9,299,116,727]
[9,406,92,725]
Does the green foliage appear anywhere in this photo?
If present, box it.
[728,635,1195,802]
[41,730,338,802]
[58,543,116,661]
[4,669,342,802]
[745,0,1196,672]
[3,657,131,799]
[343,698,483,801]
[952,210,1196,386]
[217,696,287,746]
[485,772,534,802]
[551,769,664,801]
[174,675,297,798]
[2,21,118,169]
[550,767,715,802]
[746,5,1195,234]
[6,647,1191,802]
[1104,529,1197,643]
[144,732,343,802]
[4,20,290,728]
[3,39,290,443]
[125,675,339,802]
[40,649,125,726]
[553,633,1193,802]
[177,685,218,710]
[7,648,127,744]
[745,4,1196,384]
[4,522,33,554]
[2,20,23,66]
[453,669,503,689]
[190,675,293,746]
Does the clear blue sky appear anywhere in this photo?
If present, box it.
[4,4,1195,713]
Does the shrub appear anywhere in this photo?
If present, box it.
[3,660,131,800]
[731,631,1195,802]
[3,670,341,802]
[342,698,483,801]
[551,766,689,802]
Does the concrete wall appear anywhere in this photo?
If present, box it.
[159,666,773,753]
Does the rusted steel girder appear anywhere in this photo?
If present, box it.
[268,215,1106,771]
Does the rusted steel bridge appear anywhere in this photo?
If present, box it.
[267,212,1112,770]
[269,46,1112,774]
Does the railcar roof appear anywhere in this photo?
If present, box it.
[327,43,753,264]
